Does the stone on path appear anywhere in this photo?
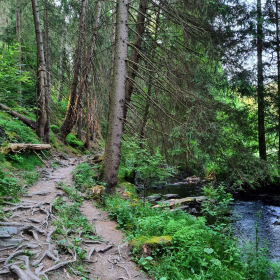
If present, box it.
[0,238,23,248]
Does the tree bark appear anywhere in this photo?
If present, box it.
[31,0,49,143]
[0,103,36,129]
[257,0,266,160]
[123,0,148,121]
[57,19,66,102]
[275,0,280,162]
[102,0,128,193]
[15,0,22,104]
[85,0,102,149]
[58,0,87,142]
[1,144,51,155]
[43,0,51,144]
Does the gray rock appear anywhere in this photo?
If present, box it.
[0,229,11,239]
[0,238,23,248]
[1,227,17,235]
[147,195,162,202]
[164,194,179,199]
[189,208,198,214]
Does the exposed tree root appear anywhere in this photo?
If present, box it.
[39,257,77,277]
[32,250,60,266]
[10,264,41,280]
[46,227,56,242]
[19,224,45,235]
[98,244,114,252]
[87,246,95,260]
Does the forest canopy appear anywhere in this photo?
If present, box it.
[0,0,280,191]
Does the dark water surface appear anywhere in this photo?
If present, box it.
[145,181,204,198]
[146,181,280,262]
[232,201,280,262]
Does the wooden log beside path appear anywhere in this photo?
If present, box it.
[152,196,211,209]
[1,143,51,155]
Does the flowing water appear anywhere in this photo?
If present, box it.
[146,180,280,262]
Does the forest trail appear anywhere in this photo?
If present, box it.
[0,155,148,280]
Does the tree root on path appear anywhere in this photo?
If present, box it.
[46,227,56,242]
[10,264,41,280]
[39,257,77,277]
[19,224,45,235]
[97,244,114,253]
[32,250,60,266]
[87,246,95,260]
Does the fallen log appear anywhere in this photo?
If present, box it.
[0,103,36,129]
[152,196,212,209]
[1,143,51,155]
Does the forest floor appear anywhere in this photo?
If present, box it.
[0,154,148,280]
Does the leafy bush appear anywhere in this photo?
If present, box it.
[0,170,20,198]
[0,112,39,143]
[105,195,280,279]
[50,125,59,133]
[120,136,176,185]
[66,133,83,149]
[72,163,97,191]
[0,44,33,106]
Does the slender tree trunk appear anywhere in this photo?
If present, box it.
[257,0,266,160]
[15,0,22,104]
[31,0,49,142]
[275,0,280,162]
[123,0,148,121]
[78,110,83,140]
[57,19,66,102]
[44,0,51,143]
[85,0,102,149]
[59,0,87,142]
[102,0,128,193]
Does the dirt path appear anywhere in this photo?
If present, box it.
[0,156,148,280]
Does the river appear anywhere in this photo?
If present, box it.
[144,180,280,262]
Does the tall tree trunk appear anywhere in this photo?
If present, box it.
[15,0,22,104]
[275,0,280,162]
[43,0,51,143]
[85,0,102,149]
[257,0,266,160]
[123,0,148,121]
[57,18,66,102]
[58,0,87,142]
[31,0,49,142]
[102,0,128,193]
[77,109,83,140]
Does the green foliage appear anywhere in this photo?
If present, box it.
[50,125,59,133]
[105,194,280,279]
[66,133,84,149]
[72,163,98,191]
[0,44,34,106]
[202,184,234,218]
[0,111,39,144]
[6,151,42,171]
[120,136,176,185]
[0,170,20,198]
[22,171,39,186]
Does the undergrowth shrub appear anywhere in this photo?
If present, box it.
[0,113,39,143]
[6,150,42,171]
[66,133,83,149]
[105,194,280,280]
[72,163,97,191]
[0,170,20,198]
[50,125,59,133]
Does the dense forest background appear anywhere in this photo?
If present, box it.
[1,0,280,191]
